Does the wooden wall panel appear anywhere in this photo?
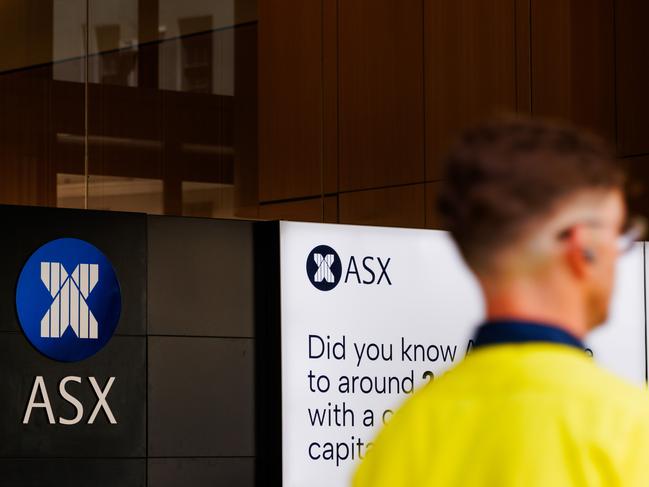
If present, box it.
[339,184,425,228]
[258,195,338,222]
[322,0,339,195]
[425,0,518,180]
[425,182,442,230]
[531,0,615,141]
[338,0,425,192]
[623,156,649,221]
[258,0,323,202]
[616,0,649,157]
[323,195,338,223]
[515,0,532,114]
[259,198,323,222]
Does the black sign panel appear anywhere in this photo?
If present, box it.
[0,205,146,466]
[0,205,261,487]
[0,334,146,457]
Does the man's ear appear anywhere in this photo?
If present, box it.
[564,226,593,279]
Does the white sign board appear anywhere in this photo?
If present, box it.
[279,221,646,487]
[586,242,645,384]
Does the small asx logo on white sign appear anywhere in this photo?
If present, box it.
[306,245,392,292]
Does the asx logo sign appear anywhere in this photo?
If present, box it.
[16,238,121,362]
[306,245,392,291]
[40,262,99,339]
[23,376,117,425]
[307,245,342,291]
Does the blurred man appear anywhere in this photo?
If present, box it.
[353,116,649,486]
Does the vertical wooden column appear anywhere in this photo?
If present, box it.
[530,0,615,141]
[338,0,425,192]
[615,0,649,218]
[515,0,532,114]
[616,0,649,157]
[258,0,324,203]
[424,0,519,181]
[322,0,339,197]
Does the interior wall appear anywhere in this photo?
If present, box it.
[257,0,649,228]
[2,1,649,227]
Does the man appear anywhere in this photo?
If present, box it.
[353,116,649,486]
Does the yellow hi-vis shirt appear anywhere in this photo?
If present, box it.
[353,343,649,487]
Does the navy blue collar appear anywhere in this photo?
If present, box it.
[473,320,585,351]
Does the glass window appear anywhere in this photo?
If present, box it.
[0,0,258,219]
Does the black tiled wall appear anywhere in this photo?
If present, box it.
[0,207,261,487]
[0,206,148,485]
[146,216,257,486]
[147,216,255,338]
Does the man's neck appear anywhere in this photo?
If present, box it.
[481,281,589,340]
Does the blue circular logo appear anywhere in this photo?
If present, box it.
[306,245,342,291]
[15,238,121,362]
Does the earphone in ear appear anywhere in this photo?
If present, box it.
[583,248,596,263]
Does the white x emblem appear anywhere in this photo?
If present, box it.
[40,262,99,339]
[313,253,335,283]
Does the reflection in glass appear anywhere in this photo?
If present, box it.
[182,181,235,218]
[58,174,164,214]
[56,173,86,210]
[0,0,258,219]
[91,0,139,87]
[159,27,234,96]
[53,0,86,82]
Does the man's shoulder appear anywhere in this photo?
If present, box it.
[572,357,649,413]
[446,343,649,418]
[353,345,649,487]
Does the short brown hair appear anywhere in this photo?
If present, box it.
[437,116,624,269]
